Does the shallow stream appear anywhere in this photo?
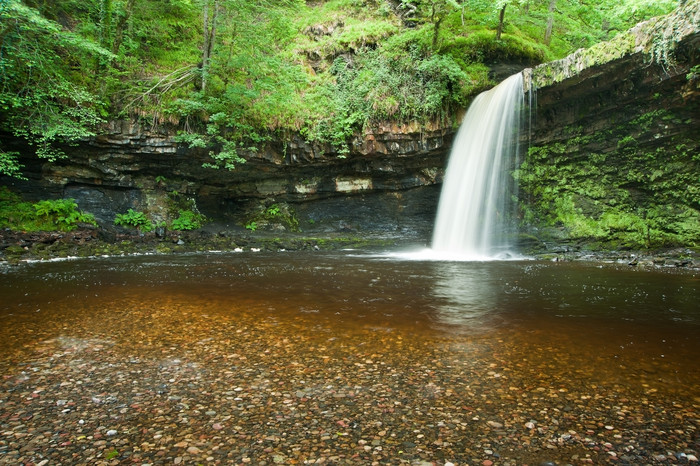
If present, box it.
[1,251,698,465]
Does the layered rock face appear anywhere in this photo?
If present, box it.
[2,3,697,248]
[3,119,451,240]
[520,1,699,249]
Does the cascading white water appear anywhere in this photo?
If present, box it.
[431,73,524,260]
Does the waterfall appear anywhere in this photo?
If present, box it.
[431,73,524,260]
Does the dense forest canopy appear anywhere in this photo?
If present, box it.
[0,0,679,176]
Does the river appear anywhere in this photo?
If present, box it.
[1,251,698,465]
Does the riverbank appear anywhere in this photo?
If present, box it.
[1,226,699,270]
[0,227,398,266]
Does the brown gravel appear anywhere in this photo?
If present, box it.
[1,259,699,465]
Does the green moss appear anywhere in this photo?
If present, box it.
[530,2,694,89]
[4,245,27,257]
[520,109,699,249]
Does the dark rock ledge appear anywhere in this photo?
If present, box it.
[2,226,699,272]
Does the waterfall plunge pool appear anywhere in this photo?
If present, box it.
[1,251,699,465]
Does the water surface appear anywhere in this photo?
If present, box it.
[1,252,698,464]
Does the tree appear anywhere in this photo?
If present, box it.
[200,0,219,91]
[398,1,460,48]
[492,0,533,41]
[171,0,305,169]
[544,0,556,45]
[495,1,507,40]
[451,0,467,25]
[112,0,136,56]
[99,0,113,49]
[428,0,453,48]
[0,0,112,177]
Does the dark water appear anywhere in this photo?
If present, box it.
[1,252,699,464]
[2,252,699,387]
[3,252,699,346]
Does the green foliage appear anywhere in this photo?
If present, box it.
[0,188,96,231]
[302,46,486,152]
[0,148,24,179]
[0,1,111,162]
[171,209,206,231]
[0,0,681,176]
[33,199,97,229]
[165,190,207,230]
[244,202,300,232]
[262,203,299,232]
[201,140,248,171]
[114,209,154,232]
[174,115,251,171]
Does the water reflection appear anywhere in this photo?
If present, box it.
[429,262,500,332]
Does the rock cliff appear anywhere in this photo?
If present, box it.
[521,0,699,250]
[2,3,698,249]
[2,118,451,240]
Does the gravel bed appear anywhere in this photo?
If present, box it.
[1,286,698,465]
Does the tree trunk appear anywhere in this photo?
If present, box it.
[544,0,556,45]
[496,4,506,40]
[99,0,113,49]
[432,17,443,48]
[201,0,218,92]
[430,0,443,49]
[112,0,136,56]
[96,0,113,86]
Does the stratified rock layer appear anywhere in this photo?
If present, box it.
[2,3,698,247]
[521,1,699,250]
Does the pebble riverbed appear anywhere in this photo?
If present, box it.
[1,253,698,465]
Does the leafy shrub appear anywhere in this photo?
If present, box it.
[165,191,207,231]
[33,199,97,230]
[0,188,96,231]
[171,209,206,231]
[303,45,487,152]
[0,148,24,179]
[114,209,154,232]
